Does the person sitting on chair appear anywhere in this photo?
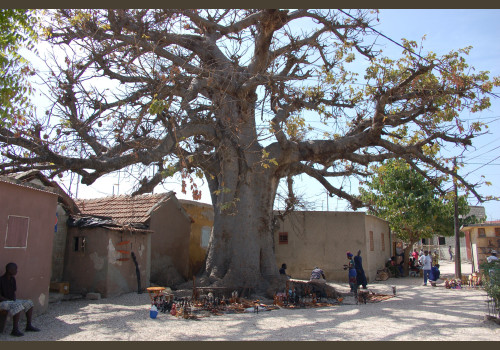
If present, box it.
[0,263,41,337]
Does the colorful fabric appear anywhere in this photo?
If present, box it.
[0,299,33,316]
[429,266,440,281]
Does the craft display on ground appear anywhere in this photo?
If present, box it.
[146,278,395,320]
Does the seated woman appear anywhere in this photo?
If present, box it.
[279,263,290,279]
[408,258,420,276]
[386,257,401,278]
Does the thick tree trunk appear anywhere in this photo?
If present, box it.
[204,172,280,291]
[200,131,281,292]
[403,240,417,277]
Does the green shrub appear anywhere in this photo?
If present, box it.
[480,261,500,317]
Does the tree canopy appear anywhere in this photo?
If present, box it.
[0,9,38,127]
[0,9,498,288]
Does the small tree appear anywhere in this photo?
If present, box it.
[359,159,471,275]
[480,260,500,319]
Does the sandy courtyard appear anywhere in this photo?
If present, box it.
[1,260,498,341]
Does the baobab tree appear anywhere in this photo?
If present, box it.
[0,9,497,291]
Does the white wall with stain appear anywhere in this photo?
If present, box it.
[107,238,122,265]
[38,293,45,307]
[90,251,105,270]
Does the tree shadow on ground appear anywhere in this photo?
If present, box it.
[0,278,495,341]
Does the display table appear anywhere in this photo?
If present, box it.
[146,287,166,303]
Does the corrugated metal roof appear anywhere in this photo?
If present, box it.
[76,192,174,225]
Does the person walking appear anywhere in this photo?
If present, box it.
[419,251,433,286]
[353,250,368,289]
[0,262,41,337]
[448,246,454,261]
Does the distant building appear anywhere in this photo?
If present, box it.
[429,206,487,262]
[462,221,500,272]
[274,211,391,282]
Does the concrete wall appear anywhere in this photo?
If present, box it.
[149,196,191,285]
[364,215,392,281]
[179,200,214,278]
[63,227,150,298]
[105,229,150,297]
[274,211,390,282]
[0,180,57,315]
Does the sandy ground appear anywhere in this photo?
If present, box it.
[1,259,499,341]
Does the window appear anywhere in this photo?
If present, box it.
[5,215,29,248]
[422,238,427,244]
[278,232,288,244]
[73,236,86,252]
[495,228,500,237]
[369,231,374,251]
[381,232,385,251]
[201,226,211,248]
[478,228,486,237]
[438,237,446,245]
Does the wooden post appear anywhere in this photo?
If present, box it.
[453,157,462,280]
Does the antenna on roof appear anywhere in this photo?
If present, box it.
[113,169,121,196]
[75,174,80,198]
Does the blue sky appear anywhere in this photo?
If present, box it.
[45,9,500,220]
